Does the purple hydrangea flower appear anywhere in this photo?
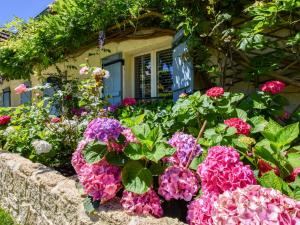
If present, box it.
[84,118,123,142]
[165,132,202,167]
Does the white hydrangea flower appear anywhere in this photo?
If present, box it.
[62,120,77,130]
[32,140,52,154]
[92,67,102,76]
[3,126,16,136]
[103,70,110,79]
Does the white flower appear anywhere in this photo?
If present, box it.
[103,70,110,79]
[32,140,52,154]
[3,127,16,136]
[62,120,77,130]
[92,67,102,76]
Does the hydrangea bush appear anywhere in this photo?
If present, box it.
[69,78,300,224]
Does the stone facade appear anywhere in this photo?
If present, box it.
[0,151,186,225]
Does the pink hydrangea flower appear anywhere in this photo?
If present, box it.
[197,146,256,196]
[122,128,139,143]
[260,80,285,94]
[15,84,28,94]
[206,87,224,98]
[212,185,300,224]
[78,160,122,203]
[187,195,217,225]
[84,118,123,142]
[122,98,137,106]
[165,132,202,167]
[158,166,199,201]
[79,66,89,75]
[121,189,163,218]
[71,140,89,174]
[0,115,11,125]
[224,118,251,135]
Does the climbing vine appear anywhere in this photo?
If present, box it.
[0,0,299,88]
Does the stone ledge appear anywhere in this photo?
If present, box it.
[0,151,186,225]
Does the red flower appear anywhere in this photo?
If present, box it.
[258,159,280,177]
[260,80,285,94]
[51,117,61,123]
[224,118,251,135]
[206,87,224,98]
[122,98,137,107]
[0,115,11,125]
[279,111,290,121]
[286,168,300,182]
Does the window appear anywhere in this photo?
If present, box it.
[134,48,173,99]
[135,54,151,99]
[156,49,173,98]
[2,87,11,107]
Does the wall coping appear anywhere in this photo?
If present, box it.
[0,151,186,225]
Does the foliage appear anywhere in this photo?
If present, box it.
[0,208,17,225]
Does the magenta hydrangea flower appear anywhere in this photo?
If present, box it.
[122,98,137,107]
[84,118,123,142]
[206,87,224,98]
[213,185,300,224]
[71,140,88,174]
[165,132,202,167]
[197,146,256,196]
[121,189,163,218]
[78,160,122,203]
[224,118,251,135]
[158,166,199,201]
[260,80,285,94]
[187,195,217,225]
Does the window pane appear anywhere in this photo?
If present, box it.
[135,54,151,99]
[2,88,11,107]
[156,49,173,98]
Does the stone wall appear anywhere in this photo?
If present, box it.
[0,151,186,225]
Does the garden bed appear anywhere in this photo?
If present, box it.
[0,151,185,225]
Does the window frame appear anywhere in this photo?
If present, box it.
[132,46,172,99]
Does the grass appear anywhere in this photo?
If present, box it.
[0,208,16,225]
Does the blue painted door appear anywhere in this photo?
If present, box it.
[172,30,194,101]
[21,81,31,104]
[102,53,123,105]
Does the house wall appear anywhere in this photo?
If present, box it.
[0,35,173,107]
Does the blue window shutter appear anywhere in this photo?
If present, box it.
[102,53,123,105]
[43,77,61,116]
[2,88,11,107]
[172,30,194,101]
[21,81,32,104]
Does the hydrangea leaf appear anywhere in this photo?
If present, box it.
[122,161,152,194]
[106,152,129,166]
[83,140,107,164]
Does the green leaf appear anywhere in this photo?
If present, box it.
[250,116,268,133]
[132,123,151,140]
[106,152,129,166]
[236,108,247,120]
[145,142,171,163]
[262,120,282,141]
[259,171,293,196]
[224,127,237,136]
[189,155,204,170]
[83,196,100,214]
[122,161,153,194]
[83,140,107,164]
[124,143,146,160]
[277,122,299,146]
